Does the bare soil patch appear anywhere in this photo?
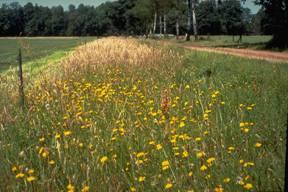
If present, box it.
[183,45,288,63]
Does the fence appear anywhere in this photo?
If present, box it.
[0,48,26,109]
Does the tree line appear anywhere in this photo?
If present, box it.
[0,0,287,47]
[0,1,256,37]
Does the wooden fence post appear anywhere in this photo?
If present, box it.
[18,48,25,108]
[285,113,288,192]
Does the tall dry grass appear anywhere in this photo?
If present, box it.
[61,37,182,76]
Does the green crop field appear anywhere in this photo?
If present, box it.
[0,37,287,192]
[0,37,96,72]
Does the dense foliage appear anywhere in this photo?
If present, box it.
[255,0,288,47]
[0,0,255,37]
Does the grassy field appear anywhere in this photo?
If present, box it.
[174,35,278,50]
[0,37,287,191]
[0,37,96,72]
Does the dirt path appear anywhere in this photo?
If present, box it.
[183,45,288,63]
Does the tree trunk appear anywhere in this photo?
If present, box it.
[176,0,180,39]
[159,15,163,35]
[191,0,198,40]
[176,18,180,39]
[186,0,192,41]
[163,14,167,36]
[153,11,157,34]
[149,23,153,36]
[239,34,242,43]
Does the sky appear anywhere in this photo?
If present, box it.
[2,0,261,14]
[242,0,260,14]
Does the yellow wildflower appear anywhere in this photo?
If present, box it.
[138,176,145,182]
[151,112,157,117]
[42,151,48,158]
[100,156,108,164]
[255,142,262,148]
[205,174,211,179]
[15,173,25,178]
[130,187,136,192]
[236,176,244,184]
[241,128,249,133]
[112,154,117,161]
[63,130,72,136]
[136,159,144,165]
[67,183,75,192]
[243,162,254,167]
[27,176,37,182]
[49,160,55,165]
[195,137,202,142]
[162,160,170,170]
[11,166,17,172]
[228,146,235,152]
[81,186,90,192]
[55,133,61,139]
[243,183,253,190]
[179,121,185,128]
[200,165,208,171]
[196,151,205,158]
[136,152,146,158]
[207,157,216,164]
[28,169,34,174]
[223,178,231,183]
[247,107,253,111]
[156,144,163,150]
[205,109,212,113]
[149,141,155,145]
[182,150,189,158]
[170,138,177,144]
[165,183,173,189]
[214,185,224,192]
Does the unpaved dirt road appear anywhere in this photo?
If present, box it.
[183,45,288,63]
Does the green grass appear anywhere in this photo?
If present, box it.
[174,35,285,51]
[0,37,96,72]
[0,38,287,191]
[0,49,73,109]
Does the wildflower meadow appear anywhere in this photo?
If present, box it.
[0,37,287,192]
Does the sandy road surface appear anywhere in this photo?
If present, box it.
[183,45,288,63]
